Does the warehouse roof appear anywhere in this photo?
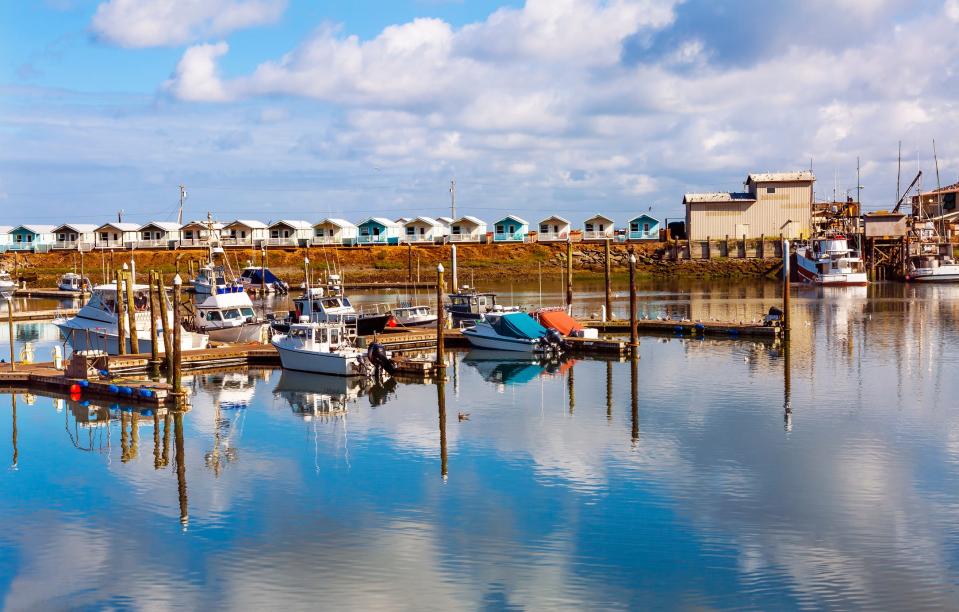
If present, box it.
[746,171,815,184]
[683,192,756,204]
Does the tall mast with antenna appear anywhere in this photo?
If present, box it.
[178,185,187,226]
[896,141,902,203]
[933,139,943,237]
[449,178,456,220]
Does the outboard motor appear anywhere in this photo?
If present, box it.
[763,306,784,327]
[367,342,396,375]
[545,328,569,353]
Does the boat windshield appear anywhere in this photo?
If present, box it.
[222,309,242,320]
[241,307,255,317]
[288,327,313,340]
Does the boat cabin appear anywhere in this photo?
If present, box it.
[84,284,156,321]
[285,322,350,351]
[447,289,504,323]
[197,290,257,323]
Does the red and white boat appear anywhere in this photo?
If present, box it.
[795,235,868,286]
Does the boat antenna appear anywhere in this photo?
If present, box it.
[934,139,944,237]
[178,185,187,226]
[896,140,902,203]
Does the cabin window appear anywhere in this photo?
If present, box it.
[318,328,328,344]
[58,233,66,241]
[508,225,516,233]
[100,232,108,241]
[406,227,415,236]
[270,230,279,238]
[419,227,425,235]
[330,329,339,344]
[585,223,593,232]
[361,227,370,236]
[478,297,487,307]
[223,309,241,320]
[452,225,461,235]
[283,230,291,238]
[241,307,255,317]
[207,311,223,321]
[142,231,151,240]
[630,222,639,232]
[767,187,776,194]
[451,296,469,306]
[496,225,504,234]
[599,224,605,231]
[373,227,381,236]
[540,224,549,233]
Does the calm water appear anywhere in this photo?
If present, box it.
[3,281,959,609]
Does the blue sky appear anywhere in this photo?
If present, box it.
[1,0,957,226]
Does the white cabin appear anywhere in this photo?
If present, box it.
[313,218,358,246]
[449,216,487,243]
[223,219,269,247]
[537,216,572,242]
[95,222,138,250]
[52,224,97,251]
[267,220,312,247]
[180,220,224,248]
[136,221,181,249]
[402,217,448,243]
[582,214,615,241]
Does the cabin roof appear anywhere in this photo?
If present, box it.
[358,217,399,227]
[628,213,660,223]
[11,224,56,234]
[225,219,268,229]
[315,218,357,229]
[180,220,224,230]
[268,219,312,230]
[405,216,441,227]
[683,192,756,204]
[137,221,181,231]
[52,223,98,233]
[436,216,453,224]
[583,214,614,224]
[0,226,12,234]
[538,215,571,225]
[494,215,529,226]
[453,215,485,226]
[95,222,139,232]
[746,171,815,184]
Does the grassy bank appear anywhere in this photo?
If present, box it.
[0,242,782,286]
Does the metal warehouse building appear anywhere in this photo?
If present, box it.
[684,171,814,241]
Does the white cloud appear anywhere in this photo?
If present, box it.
[91,0,286,48]
[163,42,232,102]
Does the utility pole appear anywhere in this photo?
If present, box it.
[449,179,456,220]
[178,185,187,226]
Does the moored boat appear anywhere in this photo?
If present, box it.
[274,275,390,336]
[58,272,91,292]
[462,311,564,354]
[0,270,15,297]
[192,285,266,343]
[795,235,868,286]
[271,320,387,376]
[389,304,437,328]
[238,266,289,294]
[447,286,519,325]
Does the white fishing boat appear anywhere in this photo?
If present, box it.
[795,235,868,286]
[0,270,15,297]
[278,275,390,336]
[58,272,91,292]
[272,320,379,377]
[462,312,564,354]
[192,260,233,295]
[54,282,209,354]
[193,285,265,343]
[389,304,437,328]
[906,253,959,282]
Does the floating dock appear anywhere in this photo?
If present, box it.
[14,288,89,299]
[8,308,79,322]
[584,318,780,338]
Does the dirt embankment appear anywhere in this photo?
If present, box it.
[0,242,781,286]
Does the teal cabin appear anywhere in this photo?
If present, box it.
[356,217,401,245]
[627,214,660,241]
[492,215,529,242]
[9,224,55,252]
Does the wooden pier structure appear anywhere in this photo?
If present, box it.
[585,318,780,338]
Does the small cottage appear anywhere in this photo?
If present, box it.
[52,224,97,250]
[0,226,11,251]
[136,222,181,249]
[357,218,401,245]
[9,224,56,252]
[492,215,529,242]
[582,214,615,241]
[223,220,269,247]
[266,220,312,247]
[537,216,571,242]
[95,223,138,249]
[627,214,660,240]
[180,220,224,247]
[313,218,358,246]
[449,216,487,243]
[402,217,448,243]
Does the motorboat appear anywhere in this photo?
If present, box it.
[462,311,564,354]
[58,272,91,292]
[532,308,598,339]
[54,282,209,354]
[192,260,233,295]
[795,235,868,286]
[906,242,959,282]
[274,275,390,336]
[447,286,519,325]
[272,320,392,376]
[0,270,15,297]
[192,285,266,343]
[238,266,289,294]
[389,304,437,328]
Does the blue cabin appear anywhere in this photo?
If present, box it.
[492,215,529,242]
[356,217,401,245]
[627,214,660,241]
[9,224,55,252]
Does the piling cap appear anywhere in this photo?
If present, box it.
[304,257,310,264]
[122,263,129,270]
[629,254,636,263]
[437,263,444,273]
[173,274,182,286]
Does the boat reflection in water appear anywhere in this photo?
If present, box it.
[273,369,395,417]
[462,349,568,387]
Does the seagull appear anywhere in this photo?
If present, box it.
[458,412,470,421]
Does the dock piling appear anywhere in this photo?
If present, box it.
[155,272,174,376]
[628,252,638,356]
[435,264,446,370]
[123,267,139,354]
[630,354,639,444]
[115,269,127,356]
[148,271,160,369]
[566,239,573,312]
[782,239,790,338]
[437,374,448,480]
[172,274,183,396]
[604,239,612,321]
[6,295,14,371]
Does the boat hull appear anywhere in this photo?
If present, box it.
[273,343,368,376]
[462,328,543,354]
[907,270,959,282]
[393,316,438,328]
[796,257,868,286]
[55,319,209,355]
[204,322,266,343]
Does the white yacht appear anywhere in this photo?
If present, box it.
[462,312,563,354]
[193,286,265,343]
[795,235,868,286]
[906,241,959,282]
[272,320,375,377]
[389,304,437,328]
[54,283,209,354]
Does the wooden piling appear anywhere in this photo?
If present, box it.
[435,264,446,370]
[6,295,15,371]
[567,364,575,414]
[115,269,126,356]
[155,273,174,376]
[566,239,573,311]
[172,275,183,395]
[604,239,612,321]
[260,248,266,296]
[437,374,448,480]
[174,410,188,527]
[605,360,612,421]
[123,269,139,354]
[628,252,638,355]
[782,238,790,338]
[148,271,159,367]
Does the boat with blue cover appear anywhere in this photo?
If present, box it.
[461,311,565,354]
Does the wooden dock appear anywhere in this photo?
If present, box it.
[0,363,172,406]
[14,288,89,299]
[584,318,779,338]
[8,308,79,322]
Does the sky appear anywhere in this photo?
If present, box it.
[1,0,958,226]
